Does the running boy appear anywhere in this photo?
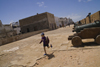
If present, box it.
[39,32,52,55]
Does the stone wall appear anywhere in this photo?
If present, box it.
[4,25,13,32]
[80,18,86,24]
[77,11,100,24]
[90,11,100,23]
[19,13,48,27]
[19,12,56,33]
[0,29,48,46]
[86,17,90,24]
[0,30,17,38]
[20,18,49,33]
[47,12,57,30]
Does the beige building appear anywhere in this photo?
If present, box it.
[10,22,21,35]
[0,20,17,38]
[19,12,56,34]
[59,17,68,27]
[55,17,74,27]
[54,17,61,27]
[3,24,13,32]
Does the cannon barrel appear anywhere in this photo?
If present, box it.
[73,20,100,32]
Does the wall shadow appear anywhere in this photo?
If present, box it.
[74,42,100,48]
[83,42,99,46]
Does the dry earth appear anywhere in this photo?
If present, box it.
[0,25,100,67]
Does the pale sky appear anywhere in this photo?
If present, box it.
[0,0,100,24]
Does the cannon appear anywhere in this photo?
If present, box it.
[73,20,100,32]
[73,21,83,31]
[68,20,100,47]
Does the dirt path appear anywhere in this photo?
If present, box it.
[34,48,100,67]
[0,25,100,67]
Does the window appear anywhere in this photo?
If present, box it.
[34,26,38,31]
[27,28,30,32]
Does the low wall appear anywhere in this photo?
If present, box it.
[0,29,48,46]
[76,11,100,24]
[80,18,86,24]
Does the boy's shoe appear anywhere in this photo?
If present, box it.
[44,54,47,55]
[50,44,53,48]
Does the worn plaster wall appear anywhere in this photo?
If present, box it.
[19,12,56,33]
[0,29,48,46]
[77,11,100,24]
[47,12,56,30]
[90,11,100,23]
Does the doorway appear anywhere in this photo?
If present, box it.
[34,26,38,31]
[27,28,30,32]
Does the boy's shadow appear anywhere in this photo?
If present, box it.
[46,52,55,59]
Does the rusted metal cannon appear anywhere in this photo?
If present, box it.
[68,20,100,47]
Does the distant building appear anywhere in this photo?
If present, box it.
[19,12,56,34]
[54,17,74,27]
[0,20,17,38]
[67,18,74,24]
[10,22,19,28]
[54,17,61,27]
[3,24,13,32]
[13,27,21,35]
[59,17,68,27]
[10,22,21,34]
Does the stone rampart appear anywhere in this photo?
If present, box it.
[0,29,48,46]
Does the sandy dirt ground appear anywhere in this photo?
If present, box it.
[0,25,100,67]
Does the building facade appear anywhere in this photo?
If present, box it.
[19,12,56,33]
[54,17,74,27]
[54,17,61,27]
[10,22,21,35]
[3,24,13,32]
[67,18,74,24]
[59,17,68,27]
[0,20,17,38]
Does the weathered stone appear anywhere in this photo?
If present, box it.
[19,12,56,34]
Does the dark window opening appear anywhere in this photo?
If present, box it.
[34,26,37,31]
[27,28,30,32]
